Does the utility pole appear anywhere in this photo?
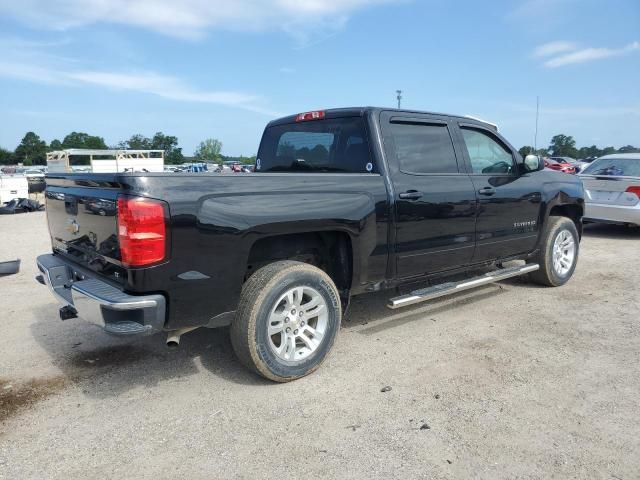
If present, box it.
[534,96,540,152]
[396,90,402,109]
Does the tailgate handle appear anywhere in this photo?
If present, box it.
[399,190,423,200]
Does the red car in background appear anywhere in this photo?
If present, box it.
[544,158,576,174]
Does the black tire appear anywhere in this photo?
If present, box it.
[230,260,341,382]
[529,216,579,287]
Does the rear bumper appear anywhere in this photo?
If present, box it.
[36,254,166,336]
[584,203,640,226]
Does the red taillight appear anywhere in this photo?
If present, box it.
[295,110,325,122]
[117,196,167,267]
[625,186,640,197]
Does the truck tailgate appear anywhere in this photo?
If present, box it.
[45,175,124,281]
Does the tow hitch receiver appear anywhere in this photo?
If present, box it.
[59,305,78,320]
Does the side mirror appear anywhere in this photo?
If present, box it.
[524,154,544,172]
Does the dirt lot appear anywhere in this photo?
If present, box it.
[0,211,639,480]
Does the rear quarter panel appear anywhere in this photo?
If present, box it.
[128,173,390,328]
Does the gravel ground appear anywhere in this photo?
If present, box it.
[1,210,639,479]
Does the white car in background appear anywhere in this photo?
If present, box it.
[575,156,599,172]
[580,153,640,227]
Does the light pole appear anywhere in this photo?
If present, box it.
[534,96,540,153]
[396,90,402,109]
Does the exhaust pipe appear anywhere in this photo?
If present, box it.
[166,326,199,348]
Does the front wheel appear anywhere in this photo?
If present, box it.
[529,216,579,287]
[230,261,341,382]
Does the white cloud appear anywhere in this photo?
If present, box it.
[0,61,280,115]
[543,41,640,67]
[533,41,578,58]
[532,40,640,68]
[0,0,398,40]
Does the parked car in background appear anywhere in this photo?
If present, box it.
[545,157,577,174]
[24,169,46,193]
[580,153,640,227]
[575,156,599,172]
[85,198,117,216]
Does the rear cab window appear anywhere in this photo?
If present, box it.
[256,116,375,173]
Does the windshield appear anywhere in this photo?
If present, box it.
[256,117,374,173]
[581,157,640,177]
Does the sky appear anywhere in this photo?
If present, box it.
[0,0,638,156]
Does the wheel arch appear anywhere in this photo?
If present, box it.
[245,230,355,302]
[548,203,584,239]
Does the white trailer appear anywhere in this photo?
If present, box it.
[47,149,165,173]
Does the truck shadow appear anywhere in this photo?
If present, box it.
[345,283,509,336]
[29,274,518,398]
[29,305,271,400]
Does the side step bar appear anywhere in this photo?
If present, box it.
[387,264,539,309]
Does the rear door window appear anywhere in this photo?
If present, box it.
[257,117,374,173]
[387,122,459,174]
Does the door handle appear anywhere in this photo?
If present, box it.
[478,187,496,196]
[398,190,423,200]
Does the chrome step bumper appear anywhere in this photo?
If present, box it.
[36,254,166,336]
[388,264,539,309]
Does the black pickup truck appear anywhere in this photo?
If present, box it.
[37,107,584,381]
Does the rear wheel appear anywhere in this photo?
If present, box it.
[230,261,341,382]
[529,216,579,286]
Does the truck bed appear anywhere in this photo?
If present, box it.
[44,172,390,328]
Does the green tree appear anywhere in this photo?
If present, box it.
[14,132,47,165]
[548,134,578,158]
[122,134,152,150]
[194,138,223,163]
[535,148,549,157]
[618,145,640,153]
[601,146,616,156]
[151,132,183,164]
[118,133,183,164]
[0,147,14,165]
[61,132,107,149]
[518,146,535,157]
[577,145,601,159]
[49,139,63,151]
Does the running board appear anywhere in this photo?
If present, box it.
[387,264,539,309]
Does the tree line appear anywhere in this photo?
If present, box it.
[0,131,253,166]
[2,130,637,167]
[519,134,639,159]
